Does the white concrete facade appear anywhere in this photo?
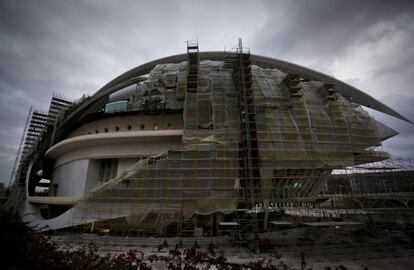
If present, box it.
[47,129,183,197]
[67,114,183,138]
[46,129,183,167]
[54,159,89,197]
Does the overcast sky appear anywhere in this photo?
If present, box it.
[1,0,414,185]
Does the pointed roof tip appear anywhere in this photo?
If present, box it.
[362,100,413,125]
[376,120,399,142]
[367,105,414,124]
[402,116,414,125]
[401,117,414,125]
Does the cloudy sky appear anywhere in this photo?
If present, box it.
[0,0,414,185]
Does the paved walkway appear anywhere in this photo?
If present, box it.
[49,229,414,269]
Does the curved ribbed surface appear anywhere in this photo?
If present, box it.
[65,52,412,126]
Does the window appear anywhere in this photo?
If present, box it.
[140,124,145,130]
[98,159,119,182]
[95,130,99,134]
[115,126,120,132]
[127,125,132,131]
[104,128,108,133]
[153,123,158,130]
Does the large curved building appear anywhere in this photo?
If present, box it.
[9,41,410,234]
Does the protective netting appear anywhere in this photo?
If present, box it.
[71,60,386,231]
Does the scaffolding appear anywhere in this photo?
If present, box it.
[9,107,33,188]
[321,158,414,204]
[8,93,73,193]
[13,109,48,187]
[18,40,396,235]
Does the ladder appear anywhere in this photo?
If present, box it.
[186,40,199,93]
[233,39,261,208]
[224,39,262,235]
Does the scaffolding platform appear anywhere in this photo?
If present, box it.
[270,221,293,226]
[303,221,363,227]
[219,222,240,226]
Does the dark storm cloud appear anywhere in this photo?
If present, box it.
[251,0,414,100]
[0,0,413,184]
[0,0,112,183]
[254,0,414,67]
